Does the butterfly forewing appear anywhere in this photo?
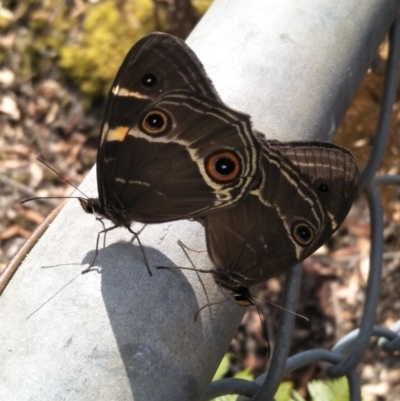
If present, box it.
[105,91,260,222]
[101,32,220,139]
[97,33,222,207]
[91,32,260,226]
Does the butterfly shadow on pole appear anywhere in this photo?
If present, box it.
[94,241,221,400]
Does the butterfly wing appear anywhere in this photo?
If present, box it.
[204,140,359,287]
[101,32,220,139]
[101,90,260,223]
[269,141,359,247]
[97,32,223,215]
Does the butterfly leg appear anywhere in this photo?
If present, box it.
[82,225,119,274]
[194,296,229,321]
[177,239,207,253]
[96,217,107,248]
[127,227,152,276]
[156,240,214,275]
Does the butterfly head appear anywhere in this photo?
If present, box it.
[79,197,101,216]
[231,286,255,307]
[212,268,255,306]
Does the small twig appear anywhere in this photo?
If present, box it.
[0,201,65,295]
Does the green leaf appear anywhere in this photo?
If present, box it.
[211,356,254,401]
[308,377,349,401]
[290,388,307,401]
[210,395,238,401]
[275,381,295,401]
[234,367,254,381]
[213,354,233,381]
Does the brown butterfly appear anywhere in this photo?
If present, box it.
[79,32,261,227]
[202,138,359,304]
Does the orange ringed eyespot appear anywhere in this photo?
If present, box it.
[291,221,314,246]
[141,110,169,135]
[205,151,241,182]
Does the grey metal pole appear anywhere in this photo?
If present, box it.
[0,1,397,401]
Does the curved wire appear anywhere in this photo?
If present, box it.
[359,14,400,188]
[250,264,303,401]
[205,379,260,400]
[328,184,383,377]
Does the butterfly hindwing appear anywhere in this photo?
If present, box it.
[204,139,359,289]
[269,141,359,247]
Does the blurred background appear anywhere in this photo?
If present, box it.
[0,1,399,400]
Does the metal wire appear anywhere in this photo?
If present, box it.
[359,14,400,188]
[328,183,384,377]
[249,264,303,401]
[207,13,400,401]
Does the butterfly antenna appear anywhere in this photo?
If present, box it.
[251,296,271,358]
[252,295,309,322]
[22,158,89,204]
[21,196,84,205]
[37,158,87,196]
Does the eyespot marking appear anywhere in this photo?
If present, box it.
[291,221,314,246]
[318,183,329,193]
[205,151,241,182]
[141,73,158,88]
[140,109,170,136]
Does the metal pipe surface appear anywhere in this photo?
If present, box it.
[0,0,398,400]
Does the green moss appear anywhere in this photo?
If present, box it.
[59,0,155,98]
[1,1,75,78]
[1,0,212,101]
[192,0,214,16]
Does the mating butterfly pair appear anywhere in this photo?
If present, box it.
[80,32,359,303]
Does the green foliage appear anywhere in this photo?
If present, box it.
[308,377,350,401]
[1,1,76,77]
[213,354,233,381]
[275,382,297,401]
[192,0,214,15]
[277,378,352,401]
[59,0,155,98]
[211,354,254,401]
[1,0,214,101]
[212,355,353,401]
